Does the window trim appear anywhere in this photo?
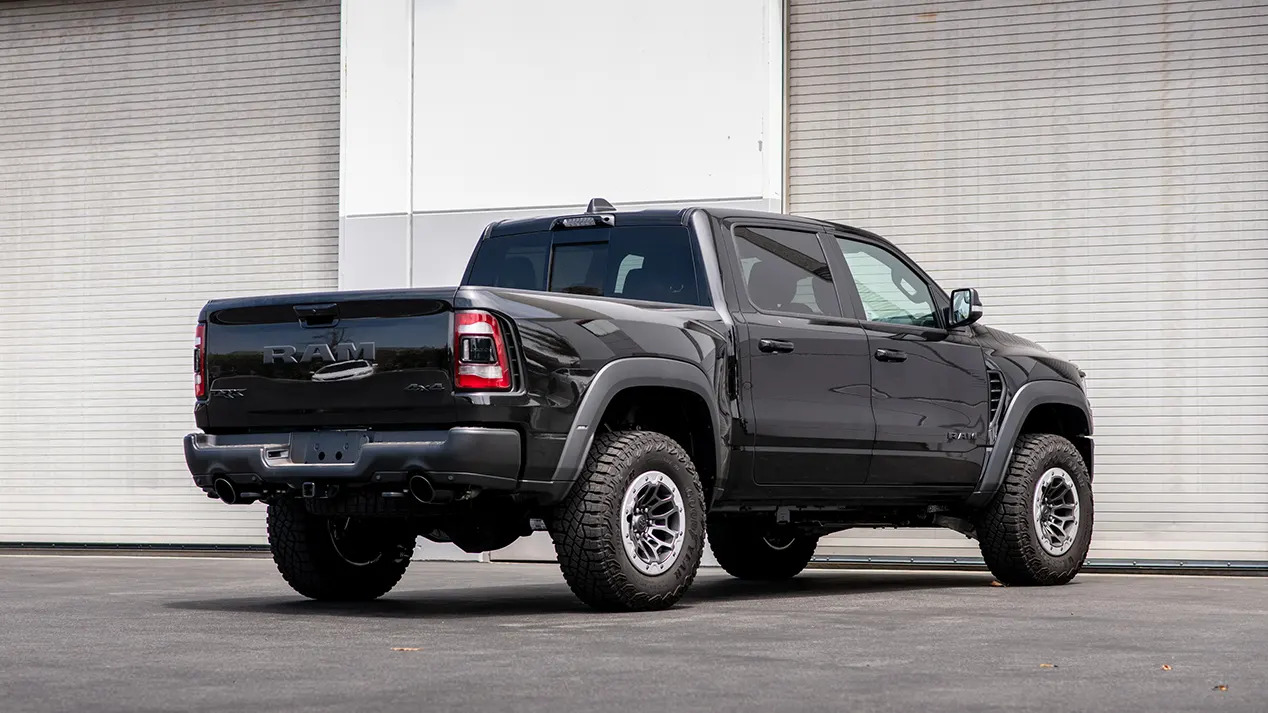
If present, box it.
[728,222,848,321]
[828,232,950,332]
[686,221,713,308]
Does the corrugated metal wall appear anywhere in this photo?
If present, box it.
[0,0,341,544]
[789,0,1268,563]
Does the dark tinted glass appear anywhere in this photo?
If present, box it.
[732,226,840,317]
[465,232,550,290]
[465,226,705,306]
[549,242,608,296]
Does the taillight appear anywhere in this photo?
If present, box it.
[454,310,511,391]
[194,323,207,399]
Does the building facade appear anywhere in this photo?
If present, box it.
[1,0,1264,566]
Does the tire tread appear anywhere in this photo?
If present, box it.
[550,430,704,611]
[977,433,1093,586]
[710,520,818,581]
[267,499,415,601]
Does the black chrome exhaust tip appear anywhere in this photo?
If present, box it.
[213,477,239,505]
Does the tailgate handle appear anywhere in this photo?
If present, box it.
[294,303,339,327]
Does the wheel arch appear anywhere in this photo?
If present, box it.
[968,380,1093,508]
[548,357,727,504]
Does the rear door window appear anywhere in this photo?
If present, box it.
[732,226,841,317]
[466,226,706,306]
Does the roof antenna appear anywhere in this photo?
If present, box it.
[586,198,616,213]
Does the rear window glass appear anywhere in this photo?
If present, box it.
[465,226,706,306]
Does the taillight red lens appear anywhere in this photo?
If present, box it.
[194,323,207,399]
[454,311,511,391]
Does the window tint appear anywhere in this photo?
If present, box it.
[835,238,937,327]
[465,226,705,306]
[465,232,550,290]
[549,242,608,296]
[732,226,840,317]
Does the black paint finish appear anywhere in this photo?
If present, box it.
[861,321,989,487]
[189,205,1090,515]
[200,289,458,432]
[740,310,874,489]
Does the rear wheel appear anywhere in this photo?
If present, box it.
[976,433,1094,586]
[266,499,415,601]
[709,518,819,580]
[549,430,706,611]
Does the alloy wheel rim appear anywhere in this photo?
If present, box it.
[1032,467,1080,556]
[620,470,686,576]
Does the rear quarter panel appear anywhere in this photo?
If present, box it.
[455,287,731,482]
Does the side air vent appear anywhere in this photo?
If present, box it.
[987,371,1004,422]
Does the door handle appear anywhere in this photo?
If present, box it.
[759,338,795,354]
[874,348,908,363]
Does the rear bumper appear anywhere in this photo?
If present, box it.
[184,427,522,492]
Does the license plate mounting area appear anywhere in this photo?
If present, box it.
[289,431,370,465]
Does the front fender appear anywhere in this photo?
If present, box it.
[967,380,1093,508]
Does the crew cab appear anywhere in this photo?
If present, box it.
[185,199,1094,611]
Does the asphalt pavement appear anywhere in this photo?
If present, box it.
[0,555,1264,712]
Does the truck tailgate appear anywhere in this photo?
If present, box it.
[202,290,457,431]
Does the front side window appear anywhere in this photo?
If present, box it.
[835,238,937,327]
[465,226,704,306]
[732,226,841,317]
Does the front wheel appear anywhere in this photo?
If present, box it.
[976,433,1094,586]
[549,430,706,611]
[266,499,415,601]
[709,518,819,580]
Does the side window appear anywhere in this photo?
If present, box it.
[835,238,937,328]
[732,226,841,317]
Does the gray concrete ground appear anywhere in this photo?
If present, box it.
[0,556,1264,712]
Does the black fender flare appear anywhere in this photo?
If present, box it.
[967,380,1093,508]
[545,357,725,496]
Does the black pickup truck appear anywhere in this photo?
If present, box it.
[185,199,1093,611]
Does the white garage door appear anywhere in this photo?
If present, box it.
[789,0,1268,564]
[0,0,340,545]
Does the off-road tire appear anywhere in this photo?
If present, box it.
[977,433,1094,586]
[709,518,819,580]
[549,430,706,611]
[266,499,415,601]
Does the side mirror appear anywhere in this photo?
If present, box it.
[949,288,983,328]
